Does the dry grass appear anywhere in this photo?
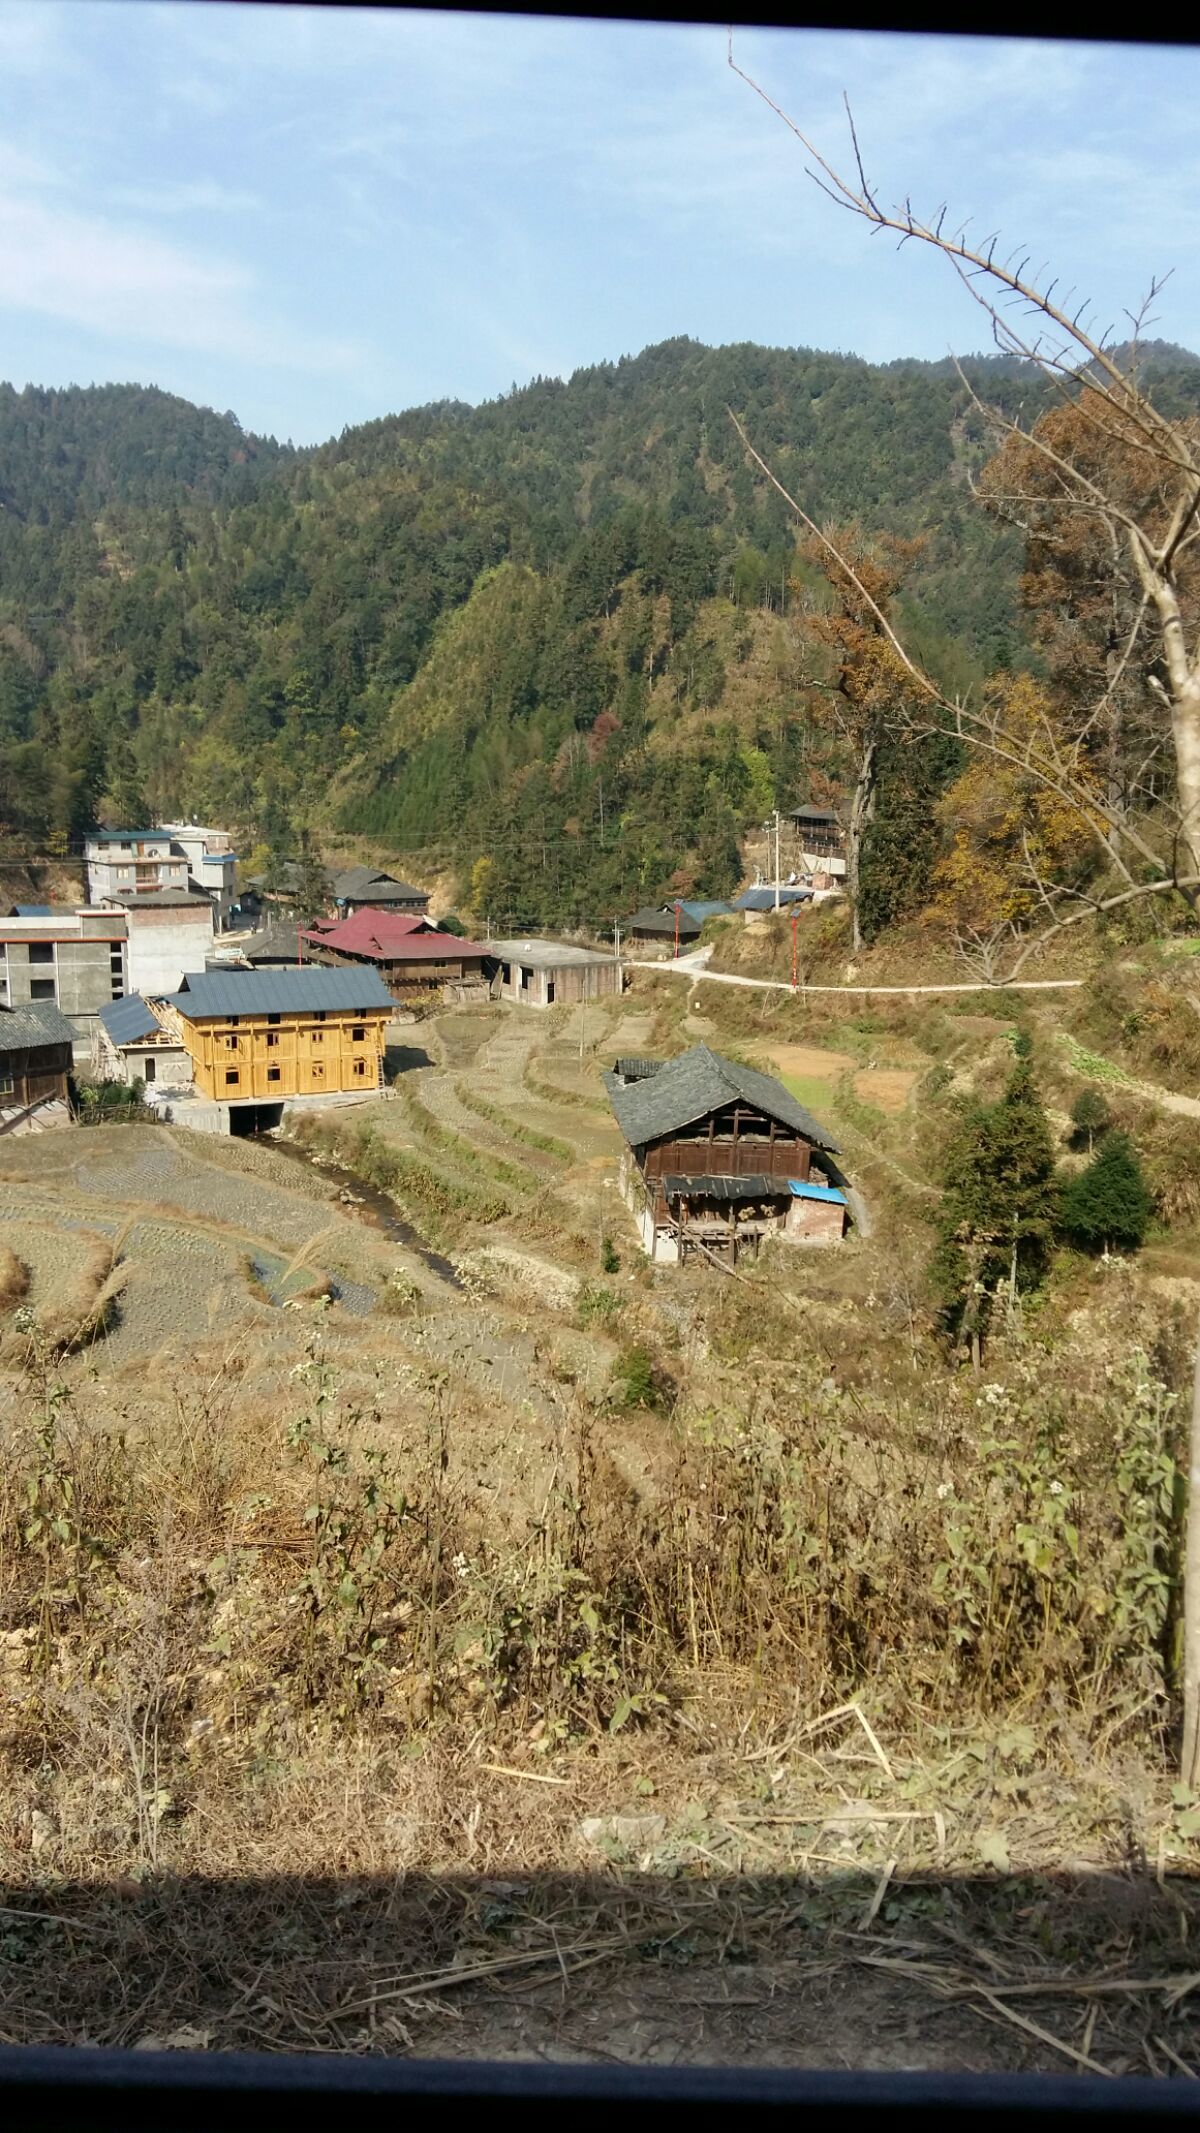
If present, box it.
[0,1244,30,1313]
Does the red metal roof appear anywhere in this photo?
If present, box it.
[301,907,488,963]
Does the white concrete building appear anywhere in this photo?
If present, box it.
[157,823,239,931]
[99,888,215,997]
[86,830,188,905]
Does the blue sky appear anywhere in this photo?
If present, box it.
[0,5,1196,444]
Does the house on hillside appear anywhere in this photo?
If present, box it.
[489,938,623,1008]
[156,823,239,931]
[236,920,310,968]
[624,906,703,952]
[94,995,193,1094]
[734,885,815,914]
[302,908,490,999]
[331,866,430,916]
[0,1001,77,1133]
[786,803,847,877]
[157,967,394,1116]
[605,1044,848,1264]
[0,906,127,1049]
[85,829,189,905]
[98,886,215,996]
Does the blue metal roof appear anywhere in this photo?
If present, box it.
[788,1179,847,1205]
[168,966,395,1018]
[734,886,814,912]
[677,900,733,923]
[13,904,52,917]
[98,995,162,1044]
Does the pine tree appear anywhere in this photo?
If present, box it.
[931,1056,1059,1363]
[1060,1132,1153,1254]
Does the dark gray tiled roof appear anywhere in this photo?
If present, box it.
[0,1001,77,1051]
[241,921,310,964]
[332,865,427,902]
[98,995,163,1044]
[604,1044,839,1154]
[167,966,394,1018]
[626,905,701,936]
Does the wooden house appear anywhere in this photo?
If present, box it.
[0,1001,76,1132]
[158,966,393,1105]
[605,1044,848,1264]
[301,908,491,999]
[331,866,430,917]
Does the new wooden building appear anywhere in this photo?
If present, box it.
[605,1044,848,1264]
[159,966,393,1104]
[302,908,490,998]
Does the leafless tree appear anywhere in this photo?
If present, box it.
[727,33,1200,977]
[726,32,1200,1780]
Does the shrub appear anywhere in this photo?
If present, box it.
[1060,1132,1154,1254]
[611,1344,657,1410]
[600,1236,620,1274]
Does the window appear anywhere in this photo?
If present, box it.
[143,1056,156,1084]
[353,1059,366,1077]
[0,1071,12,1096]
[228,1016,240,1027]
[546,979,556,1005]
[28,942,53,965]
[111,978,123,1000]
[225,1035,238,1050]
[266,1033,279,1049]
[268,1013,281,1026]
[225,1070,239,1087]
[311,1063,324,1080]
[30,979,55,1001]
[315,1011,326,1022]
[267,1067,280,1083]
[351,1026,365,1042]
[312,1031,323,1045]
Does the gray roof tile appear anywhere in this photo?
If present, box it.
[604,1044,839,1153]
[0,1001,77,1051]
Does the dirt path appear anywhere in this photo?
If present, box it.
[1054,1035,1200,1120]
[632,951,1084,996]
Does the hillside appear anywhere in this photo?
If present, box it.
[1,339,1198,930]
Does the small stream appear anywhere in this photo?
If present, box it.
[260,1133,464,1290]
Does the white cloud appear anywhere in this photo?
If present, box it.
[0,190,362,374]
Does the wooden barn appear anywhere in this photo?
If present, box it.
[605,1044,848,1264]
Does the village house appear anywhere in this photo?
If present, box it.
[85,828,189,905]
[489,938,623,1008]
[156,823,240,931]
[331,866,430,917]
[93,995,193,1095]
[605,1044,849,1265]
[0,1001,77,1133]
[624,905,703,953]
[0,906,127,1050]
[302,908,491,1000]
[786,802,848,878]
[155,966,393,1123]
[97,885,216,997]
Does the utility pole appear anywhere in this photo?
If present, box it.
[791,911,799,992]
[612,920,622,964]
[763,812,783,910]
[674,901,682,959]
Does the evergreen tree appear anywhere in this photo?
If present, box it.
[1060,1132,1153,1254]
[292,829,331,926]
[931,1056,1059,1363]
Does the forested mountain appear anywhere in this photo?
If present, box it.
[2,338,1197,928]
